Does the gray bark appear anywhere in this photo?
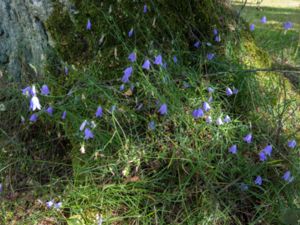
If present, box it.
[0,0,53,81]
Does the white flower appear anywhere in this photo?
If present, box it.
[80,144,86,154]
[0,103,6,111]
[96,214,104,225]
[46,200,54,208]
[30,95,41,111]
[224,115,231,123]
[216,117,223,126]
[90,120,97,129]
[54,202,62,209]
[206,116,212,124]
[80,120,87,131]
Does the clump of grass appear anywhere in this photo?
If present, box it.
[1,0,299,224]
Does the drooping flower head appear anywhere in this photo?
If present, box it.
[263,145,272,156]
[206,116,212,124]
[214,35,221,42]
[122,66,133,83]
[250,24,255,31]
[41,85,50,96]
[283,21,293,30]
[216,117,223,126]
[86,19,92,30]
[254,176,263,186]
[143,4,148,13]
[173,56,178,63]
[158,103,167,115]
[213,28,218,36]
[261,16,267,24]
[154,55,163,65]
[142,59,151,70]
[128,28,134,37]
[282,170,294,183]
[226,87,233,96]
[128,52,136,62]
[119,84,125,91]
[224,115,231,123]
[194,41,200,48]
[22,86,32,97]
[95,106,103,118]
[46,106,53,116]
[80,143,86,154]
[208,87,214,93]
[84,128,94,140]
[192,108,204,119]
[0,183,2,193]
[287,139,297,149]
[229,145,237,154]
[29,113,38,122]
[46,200,54,208]
[207,53,215,61]
[30,96,41,111]
[203,102,211,112]
[259,151,267,161]
[243,133,252,144]
[61,111,67,120]
[80,120,88,131]
[54,202,62,209]
[233,88,239,94]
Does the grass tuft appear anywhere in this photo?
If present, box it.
[0,0,299,224]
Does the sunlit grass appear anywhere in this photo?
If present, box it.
[1,1,300,224]
[233,0,300,66]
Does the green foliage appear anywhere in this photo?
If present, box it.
[1,0,300,224]
[234,3,300,66]
[45,0,235,72]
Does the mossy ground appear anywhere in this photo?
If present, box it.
[1,0,300,224]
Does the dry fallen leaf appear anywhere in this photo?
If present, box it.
[123,88,133,97]
[125,176,140,183]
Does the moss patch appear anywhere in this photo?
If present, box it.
[45,0,236,71]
